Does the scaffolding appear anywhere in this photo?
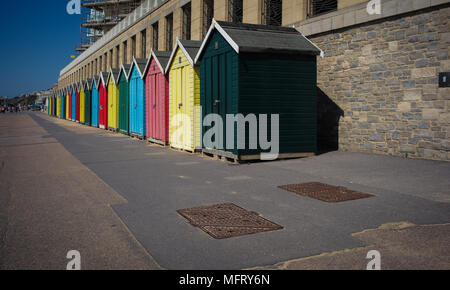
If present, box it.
[76,0,143,54]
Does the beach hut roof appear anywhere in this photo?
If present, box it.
[85,78,92,90]
[129,57,147,79]
[92,75,100,89]
[143,50,171,77]
[107,68,121,85]
[195,20,323,63]
[118,64,132,82]
[99,72,109,87]
[165,39,202,73]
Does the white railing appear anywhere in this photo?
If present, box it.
[60,0,170,78]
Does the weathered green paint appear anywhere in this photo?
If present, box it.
[239,53,317,155]
[200,31,239,154]
[118,73,130,135]
[200,30,317,157]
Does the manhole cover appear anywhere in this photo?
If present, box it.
[177,203,283,239]
[278,182,374,203]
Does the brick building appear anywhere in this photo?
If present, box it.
[58,0,450,161]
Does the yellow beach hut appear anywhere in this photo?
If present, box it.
[107,68,120,131]
[79,81,86,124]
[165,39,202,152]
[56,94,61,117]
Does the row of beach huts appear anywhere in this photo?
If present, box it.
[48,21,321,161]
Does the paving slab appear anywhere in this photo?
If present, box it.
[0,114,161,270]
[30,113,450,270]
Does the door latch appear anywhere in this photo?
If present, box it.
[153,104,156,109]
[178,103,183,109]
[214,99,221,106]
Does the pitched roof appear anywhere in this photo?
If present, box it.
[107,68,121,85]
[85,78,92,90]
[195,20,323,63]
[142,50,171,76]
[92,75,100,89]
[118,64,131,82]
[165,38,202,73]
[129,57,148,78]
[99,72,109,86]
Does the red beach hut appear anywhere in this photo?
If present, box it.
[68,86,73,120]
[142,50,171,145]
[99,72,109,129]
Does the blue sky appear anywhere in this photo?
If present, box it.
[0,0,81,98]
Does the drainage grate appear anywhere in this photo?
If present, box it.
[177,203,283,239]
[278,182,374,203]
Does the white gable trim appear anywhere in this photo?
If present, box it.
[194,19,240,64]
[129,56,146,79]
[143,49,167,77]
[99,72,108,87]
[118,64,131,82]
[164,38,181,74]
[79,81,85,92]
[91,76,98,90]
[106,68,114,86]
[303,34,324,58]
[165,38,196,74]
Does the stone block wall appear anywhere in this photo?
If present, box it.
[311,6,450,160]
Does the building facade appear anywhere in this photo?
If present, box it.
[58,0,450,161]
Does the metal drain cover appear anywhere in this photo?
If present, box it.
[278,182,374,203]
[177,203,283,239]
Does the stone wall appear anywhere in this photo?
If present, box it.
[311,5,450,160]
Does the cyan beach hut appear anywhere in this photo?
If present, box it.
[91,76,100,127]
[128,57,147,138]
[60,89,66,119]
[195,20,321,160]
